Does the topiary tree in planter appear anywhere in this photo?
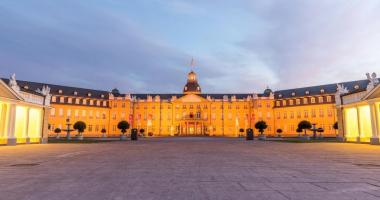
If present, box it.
[73,121,86,140]
[239,128,245,137]
[255,120,268,140]
[298,120,312,136]
[118,120,130,140]
[333,122,338,136]
[139,128,145,137]
[276,128,283,137]
[54,128,61,139]
[101,128,107,138]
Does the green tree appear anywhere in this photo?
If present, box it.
[101,128,107,134]
[54,128,61,138]
[276,128,283,136]
[73,121,87,135]
[333,122,338,130]
[54,128,61,134]
[298,120,312,135]
[255,120,268,135]
[118,120,130,135]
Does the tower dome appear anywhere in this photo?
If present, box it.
[263,86,273,96]
[183,71,201,94]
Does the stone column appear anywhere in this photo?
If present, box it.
[336,105,345,141]
[25,107,30,144]
[369,101,379,145]
[356,107,361,143]
[7,103,16,145]
[41,107,50,144]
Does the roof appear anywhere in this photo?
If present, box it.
[2,77,376,100]
[1,78,109,99]
[131,93,267,100]
[274,79,373,99]
[183,82,201,93]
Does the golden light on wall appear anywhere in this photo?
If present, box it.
[358,105,371,142]
[0,101,9,144]
[15,106,27,140]
[28,108,42,139]
[344,107,359,141]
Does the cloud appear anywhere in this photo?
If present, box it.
[239,0,380,89]
[1,0,379,94]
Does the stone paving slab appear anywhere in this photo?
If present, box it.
[1,138,380,200]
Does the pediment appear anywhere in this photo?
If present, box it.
[363,84,380,100]
[175,94,208,103]
[0,79,22,100]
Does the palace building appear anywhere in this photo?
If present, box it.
[0,75,50,145]
[1,68,379,144]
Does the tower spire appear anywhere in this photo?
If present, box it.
[190,57,195,70]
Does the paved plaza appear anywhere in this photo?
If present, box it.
[1,138,380,200]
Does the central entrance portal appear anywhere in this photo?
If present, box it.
[179,121,207,136]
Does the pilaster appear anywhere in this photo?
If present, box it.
[369,101,379,145]
[7,104,16,145]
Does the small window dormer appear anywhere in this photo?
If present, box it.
[320,89,325,94]
[58,89,63,94]
[23,85,29,89]
[354,85,360,90]
[291,92,295,96]
[87,93,92,97]
[305,91,310,95]
[278,94,282,98]
[74,91,78,96]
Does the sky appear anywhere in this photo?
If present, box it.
[1,0,380,93]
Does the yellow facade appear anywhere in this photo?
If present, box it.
[274,101,337,137]
[46,71,340,138]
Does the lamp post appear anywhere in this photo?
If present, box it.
[62,118,74,141]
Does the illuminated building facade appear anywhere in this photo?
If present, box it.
[0,75,50,145]
[336,73,380,144]
[1,70,379,142]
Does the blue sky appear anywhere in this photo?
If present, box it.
[1,0,380,93]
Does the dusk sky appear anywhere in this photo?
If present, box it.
[1,0,380,93]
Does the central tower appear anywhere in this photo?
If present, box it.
[183,70,201,94]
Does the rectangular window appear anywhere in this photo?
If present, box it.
[296,99,300,105]
[319,97,324,103]
[327,96,332,102]
[50,108,55,116]
[319,109,324,117]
